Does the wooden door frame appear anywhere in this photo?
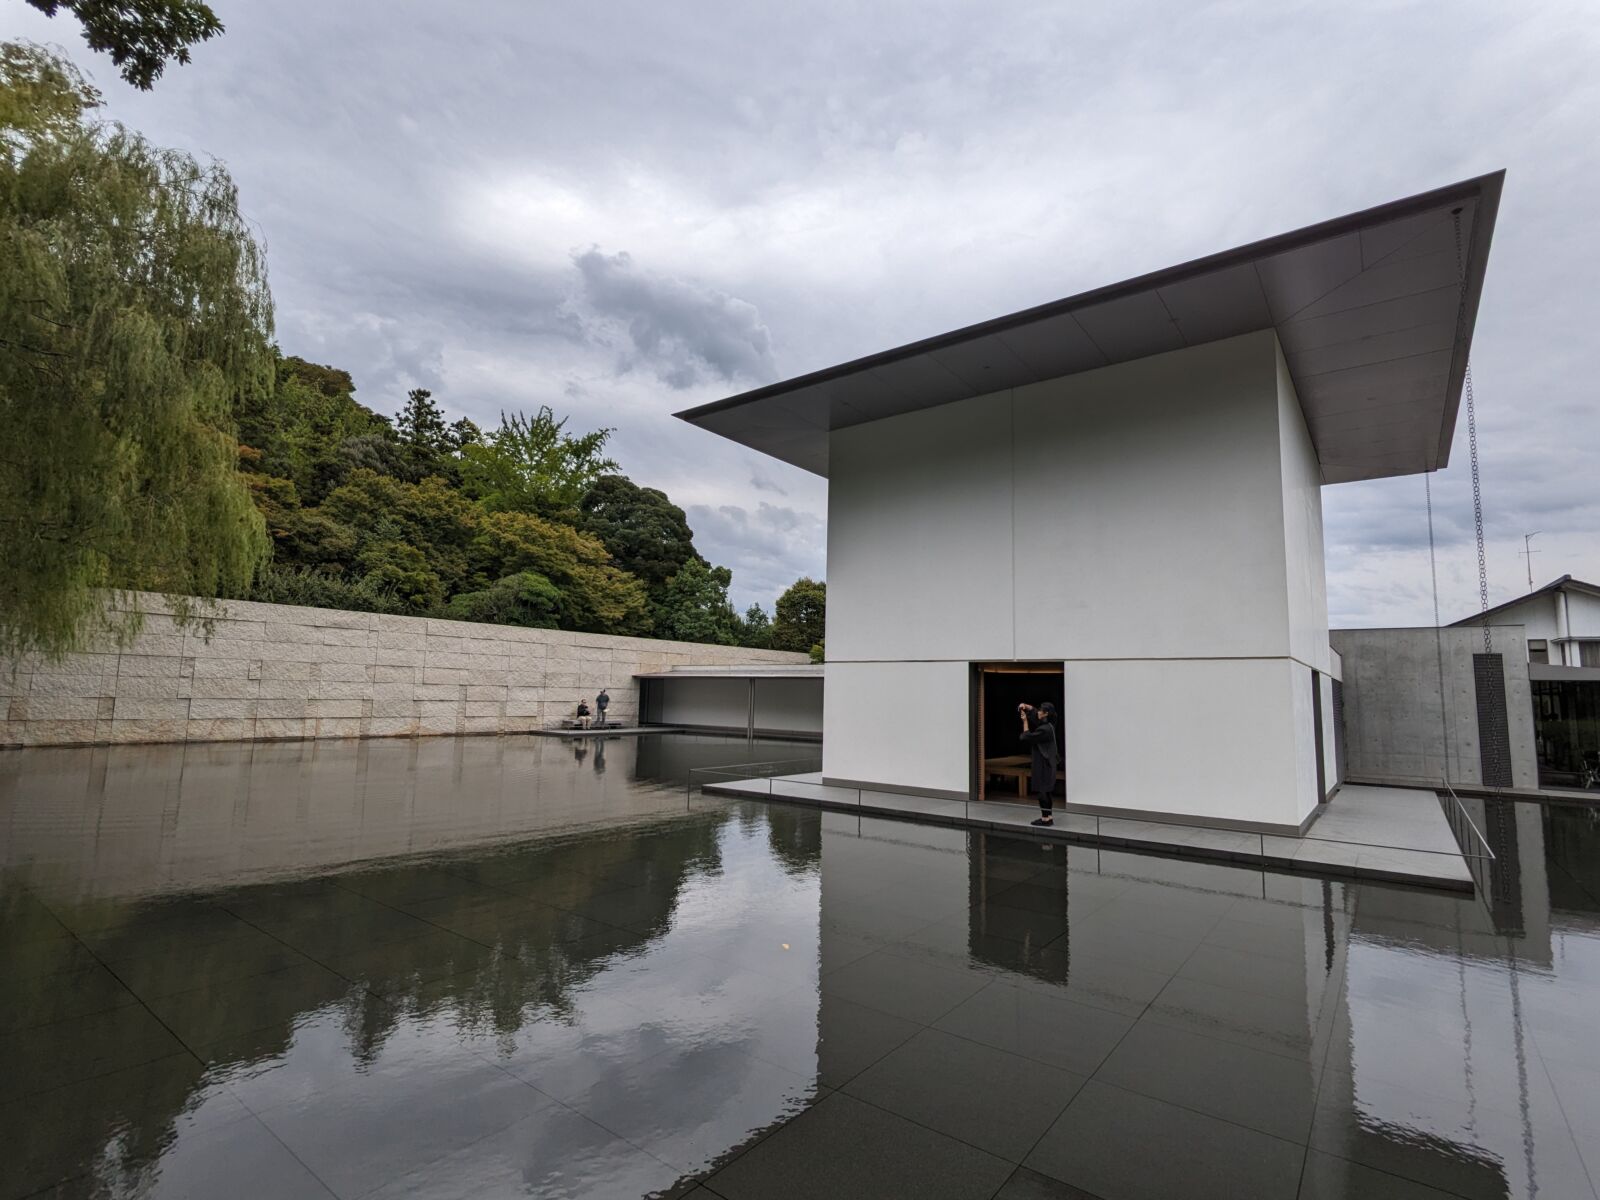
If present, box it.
[971,662,1064,803]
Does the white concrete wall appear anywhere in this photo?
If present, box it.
[655,677,752,730]
[1010,334,1294,660]
[1277,343,1333,675]
[1567,590,1600,633]
[823,330,1332,827]
[827,396,1014,663]
[823,660,968,794]
[753,678,824,736]
[1,592,806,747]
[1056,657,1310,823]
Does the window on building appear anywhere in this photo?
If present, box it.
[1529,639,1549,664]
[1581,641,1600,668]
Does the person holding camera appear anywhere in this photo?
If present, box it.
[1018,701,1059,827]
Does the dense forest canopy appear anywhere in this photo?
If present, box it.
[233,356,822,649]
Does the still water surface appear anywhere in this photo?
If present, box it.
[2,734,1598,1199]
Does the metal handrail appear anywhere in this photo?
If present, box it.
[1439,781,1496,863]
[686,757,822,798]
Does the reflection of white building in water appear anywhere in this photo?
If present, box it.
[681,174,1504,832]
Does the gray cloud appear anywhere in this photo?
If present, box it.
[686,502,825,612]
[6,0,1594,624]
[572,248,775,389]
[748,468,788,497]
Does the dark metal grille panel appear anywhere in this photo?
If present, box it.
[1472,653,1512,788]
[1331,679,1346,784]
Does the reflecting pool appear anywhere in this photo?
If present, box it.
[2,735,1598,1199]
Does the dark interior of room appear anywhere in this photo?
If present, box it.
[976,666,1065,801]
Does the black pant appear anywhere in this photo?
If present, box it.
[1037,790,1052,816]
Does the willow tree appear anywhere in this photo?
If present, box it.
[0,43,271,658]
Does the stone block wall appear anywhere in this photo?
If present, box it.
[1,593,807,747]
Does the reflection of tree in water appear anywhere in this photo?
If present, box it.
[4,808,733,1193]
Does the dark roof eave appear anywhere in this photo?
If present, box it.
[675,170,1505,429]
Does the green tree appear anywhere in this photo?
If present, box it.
[447,571,562,628]
[578,474,699,597]
[771,577,826,653]
[0,43,270,658]
[319,469,479,606]
[737,603,772,649]
[236,356,398,504]
[239,467,355,570]
[240,563,406,615]
[396,387,449,481]
[356,541,442,611]
[462,407,618,517]
[470,510,649,634]
[447,416,481,454]
[23,1,222,90]
[654,560,738,645]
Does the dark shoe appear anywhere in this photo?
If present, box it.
[1030,817,1054,827]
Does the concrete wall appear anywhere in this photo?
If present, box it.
[650,675,822,737]
[655,677,754,731]
[823,330,1333,827]
[754,678,824,736]
[1,592,806,748]
[824,660,969,794]
[1330,625,1538,790]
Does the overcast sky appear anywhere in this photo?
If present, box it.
[6,0,1595,619]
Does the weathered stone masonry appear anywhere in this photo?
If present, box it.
[2,593,806,747]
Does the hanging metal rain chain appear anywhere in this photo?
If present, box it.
[1451,207,1504,791]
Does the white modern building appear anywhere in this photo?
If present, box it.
[679,173,1503,832]
[1453,575,1600,668]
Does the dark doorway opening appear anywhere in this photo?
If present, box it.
[972,663,1065,804]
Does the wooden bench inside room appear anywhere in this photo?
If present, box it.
[984,754,1031,798]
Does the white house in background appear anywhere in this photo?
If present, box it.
[678,172,1504,833]
[1452,576,1600,668]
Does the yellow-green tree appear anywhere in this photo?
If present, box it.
[469,511,649,634]
[0,43,271,658]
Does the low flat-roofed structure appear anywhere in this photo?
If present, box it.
[678,175,1503,831]
[636,664,823,739]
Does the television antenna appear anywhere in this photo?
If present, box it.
[1519,531,1541,592]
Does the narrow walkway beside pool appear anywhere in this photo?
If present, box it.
[700,777,1474,891]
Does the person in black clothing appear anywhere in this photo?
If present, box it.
[1019,701,1058,827]
[595,689,610,729]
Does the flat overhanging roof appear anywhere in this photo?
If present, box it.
[633,665,823,679]
[677,172,1503,485]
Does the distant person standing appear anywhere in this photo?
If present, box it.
[1019,702,1058,827]
[595,689,610,729]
